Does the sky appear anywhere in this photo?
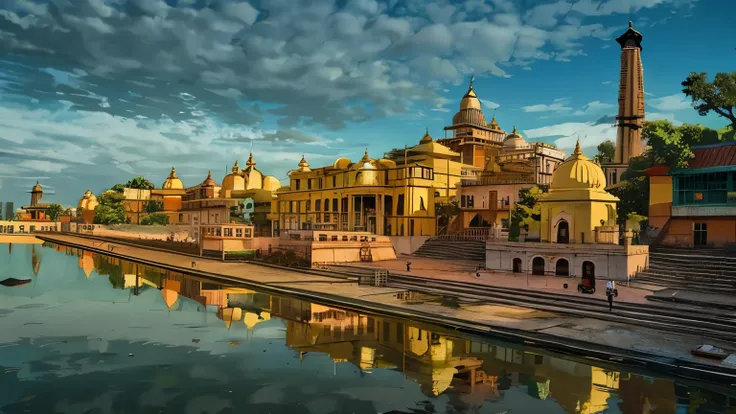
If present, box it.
[0,0,734,207]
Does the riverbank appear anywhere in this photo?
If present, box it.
[34,232,736,383]
[0,235,43,244]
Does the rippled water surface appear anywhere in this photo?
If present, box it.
[0,241,734,413]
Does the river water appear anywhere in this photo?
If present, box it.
[0,241,733,413]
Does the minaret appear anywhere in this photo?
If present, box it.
[614,21,645,164]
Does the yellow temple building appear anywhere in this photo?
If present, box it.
[276,145,457,236]
[76,189,99,224]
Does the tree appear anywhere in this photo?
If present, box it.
[594,140,616,164]
[682,72,736,127]
[140,213,169,226]
[609,177,649,228]
[94,190,126,225]
[45,203,64,221]
[435,200,460,233]
[110,183,126,193]
[126,176,155,190]
[144,200,163,214]
[641,120,692,168]
[509,186,545,241]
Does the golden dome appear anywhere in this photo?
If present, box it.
[222,161,246,192]
[297,155,311,172]
[201,171,218,187]
[162,167,184,190]
[550,141,607,190]
[77,189,99,211]
[459,80,481,111]
[452,78,487,127]
[419,128,433,144]
[262,176,282,192]
[32,181,42,192]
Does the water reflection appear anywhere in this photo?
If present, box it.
[0,242,734,414]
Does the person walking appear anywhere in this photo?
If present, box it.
[406,261,412,272]
[606,280,614,311]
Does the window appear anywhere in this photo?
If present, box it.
[308,179,312,190]
[315,199,321,211]
[236,228,243,238]
[461,195,474,208]
[333,175,337,188]
[331,235,338,241]
[306,200,311,211]
[694,223,707,246]
[319,234,328,241]
[324,199,330,211]
[295,179,301,190]
[332,198,338,212]
[215,227,222,237]
[397,195,405,215]
[224,228,233,237]
[396,323,404,344]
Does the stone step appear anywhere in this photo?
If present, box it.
[638,270,736,285]
[648,263,736,278]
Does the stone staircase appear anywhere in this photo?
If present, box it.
[413,238,486,261]
[635,246,736,293]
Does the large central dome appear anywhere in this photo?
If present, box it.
[451,80,487,127]
[551,141,607,190]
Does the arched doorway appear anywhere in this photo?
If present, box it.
[582,261,595,288]
[512,258,522,273]
[557,220,569,244]
[532,257,545,275]
[555,259,569,276]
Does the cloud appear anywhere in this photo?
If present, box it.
[601,81,613,85]
[525,115,618,154]
[521,98,572,113]
[648,93,692,112]
[481,100,500,110]
[572,100,616,115]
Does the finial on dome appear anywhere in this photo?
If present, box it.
[298,155,309,167]
[512,126,518,134]
[469,75,475,89]
[246,152,256,167]
[629,20,633,28]
[574,140,582,156]
[420,128,433,144]
[360,148,371,163]
[169,167,179,178]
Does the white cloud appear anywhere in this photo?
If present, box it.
[521,98,572,113]
[572,100,616,115]
[648,93,692,112]
[601,81,613,85]
[481,100,500,110]
[526,119,617,152]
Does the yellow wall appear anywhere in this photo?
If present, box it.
[540,201,616,244]
[648,175,672,229]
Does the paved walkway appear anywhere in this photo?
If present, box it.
[347,257,655,305]
[650,288,736,309]
[36,234,736,377]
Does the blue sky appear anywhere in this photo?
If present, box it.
[0,0,733,207]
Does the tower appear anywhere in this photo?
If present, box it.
[604,21,645,187]
[30,181,43,206]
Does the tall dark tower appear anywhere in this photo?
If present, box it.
[604,21,645,187]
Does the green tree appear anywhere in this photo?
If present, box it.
[144,200,163,214]
[594,140,616,164]
[110,183,126,193]
[682,72,736,126]
[509,186,545,241]
[435,200,460,233]
[126,176,155,190]
[641,120,692,168]
[45,203,64,221]
[609,177,649,228]
[140,213,169,226]
[94,191,126,225]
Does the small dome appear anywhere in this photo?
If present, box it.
[487,114,501,130]
[550,141,607,190]
[201,171,218,187]
[503,126,527,148]
[451,77,487,127]
[222,161,246,192]
[297,155,311,172]
[459,81,481,111]
[419,128,433,144]
[32,181,42,192]
[262,176,281,192]
[162,167,184,190]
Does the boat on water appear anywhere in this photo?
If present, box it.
[691,345,729,360]
[0,278,32,287]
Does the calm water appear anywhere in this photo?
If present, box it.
[0,242,733,414]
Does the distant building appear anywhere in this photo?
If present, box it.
[18,182,52,221]
[4,202,13,221]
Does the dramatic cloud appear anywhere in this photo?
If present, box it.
[572,100,616,115]
[648,93,693,112]
[521,98,573,113]
[481,100,500,110]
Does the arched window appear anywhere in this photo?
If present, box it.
[555,259,569,276]
[324,199,330,212]
[512,258,522,273]
[532,257,545,275]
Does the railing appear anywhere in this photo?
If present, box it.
[434,227,507,241]
[461,176,535,186]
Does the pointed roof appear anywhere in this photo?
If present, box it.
[201,171,218,187]
[245,152,256,168]
[616,20,643,50]
[420,128,433,144]
[31,181,42,192]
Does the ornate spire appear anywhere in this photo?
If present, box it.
[298,155,310,170]
[169,167,178,179]
[573,140,582,156]
[360,148,371,163]
[629,20,633,28]
[246,152,256,167]
[469,75,475,89]
[231,160,240,173]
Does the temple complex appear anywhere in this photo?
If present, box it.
[603,21,646,187]
[485,141,648,283]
